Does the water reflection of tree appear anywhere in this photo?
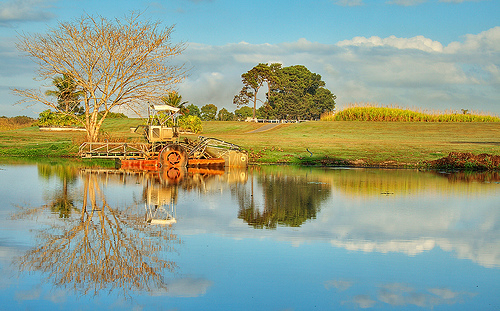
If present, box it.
[235,174,331,229]
[16,170,180,296]
[38,164,79,218]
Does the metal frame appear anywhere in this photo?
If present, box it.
[79,142,167,159]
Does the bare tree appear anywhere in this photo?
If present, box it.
[13,12,186,142]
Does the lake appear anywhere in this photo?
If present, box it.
[0,162,499,310]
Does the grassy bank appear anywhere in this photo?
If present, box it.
[1,119,499,168]
[198,121,500,167]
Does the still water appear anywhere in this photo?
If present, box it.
[0,162,499,310]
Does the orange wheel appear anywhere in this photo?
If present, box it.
[159,144,188,167]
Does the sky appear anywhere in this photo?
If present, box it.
[0,0,499,117]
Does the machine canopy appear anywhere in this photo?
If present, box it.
[153,104,180,112]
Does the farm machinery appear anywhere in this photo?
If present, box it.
[78,104,248,171]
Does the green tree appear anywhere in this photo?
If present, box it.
[201,104,217,121]
[185,104,201,117]
[234,106,253,120]
[45,74,84,114]
[236,64,336,120]
[217,108,234,121]
[267,65,336,120]
[233,63,281,119]
[38,164,79,218]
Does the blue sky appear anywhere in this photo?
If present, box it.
[0,0,499,117]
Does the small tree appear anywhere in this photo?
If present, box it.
[201,104,217,121]
[13,12,186,142]
[217,108,234,121]
[234,106,253,120]
[185,104,201,117]
[45,74,84,114]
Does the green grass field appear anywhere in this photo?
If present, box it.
[1,119,499,167]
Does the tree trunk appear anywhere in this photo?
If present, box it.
[253,96,257,119]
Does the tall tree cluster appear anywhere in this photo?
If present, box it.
[234,63,336,120]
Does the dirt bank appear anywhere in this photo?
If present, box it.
[426,152,500,170]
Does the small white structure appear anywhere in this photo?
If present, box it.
[144,178,177,226]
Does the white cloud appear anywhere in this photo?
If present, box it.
[377,283,477,308]
[339,283,476,309]
[330,239,436,256]
[444,26,500,54]
[386,0,427,5]
[352,295,377,308]
[0,0,55,26]
[440,0,482,3]
[175,27,500,116]
[3,27,500,117]
[15,286,42,301]
[337,35,444,52]
[324,279,354,291]
[334,0,364,6]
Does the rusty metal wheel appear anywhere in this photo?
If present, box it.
[158,144,188,167]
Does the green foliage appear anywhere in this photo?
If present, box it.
[235,63,336,120]
[178,115,203,133]
[37,110,81,127]
[327,105,500,122]
[10,116,35,125]
[146,112,174,127]
[185,104,201,117]
[265,65,336,120]
[201,104,217,121]
[233,63,281,119]
[45,74,84,114]
[161,91,189,115]
[234,106,253,120]
[161,91,186,107]
[217,108,235,121]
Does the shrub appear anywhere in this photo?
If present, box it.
[11,116,35,125]
[37,110,81,127]
[0,116,36,130]
[178,115,203,133]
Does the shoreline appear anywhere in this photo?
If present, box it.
[2,151,499,171]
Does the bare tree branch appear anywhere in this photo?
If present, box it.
[13,12,187,142]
